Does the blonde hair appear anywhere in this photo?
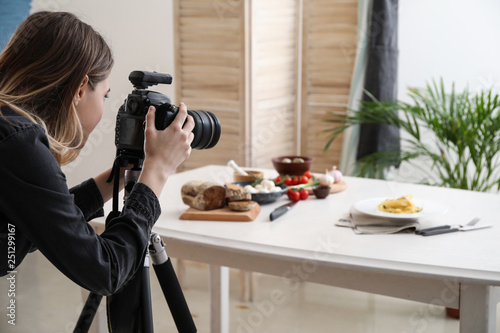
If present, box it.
[0,11,114,165]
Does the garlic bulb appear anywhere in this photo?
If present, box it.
[319,170,334,186]
[328,166,343,183]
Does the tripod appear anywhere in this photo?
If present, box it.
[73,154,197,333]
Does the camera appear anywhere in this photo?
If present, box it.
[115,71,221,160]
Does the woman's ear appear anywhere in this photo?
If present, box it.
[73,75,89,106]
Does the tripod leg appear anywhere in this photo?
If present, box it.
[73,292,103,333]
[149,233,197,333]
[152,259,197,332]
[141,264,154,333]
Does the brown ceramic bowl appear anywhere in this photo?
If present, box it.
[313,185,331,199]
[272,156,313,176]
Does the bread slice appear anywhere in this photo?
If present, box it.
[228,200,257,212]
[225,182,251,201]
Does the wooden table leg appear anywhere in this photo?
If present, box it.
[460,284,500,333]
[239,270,256,302]
[176,258,186,288]
[210,265,229,333]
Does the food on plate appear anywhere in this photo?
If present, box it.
[244,180,282,194]
[377,194,422,214]
[228,200,257,212]
[181,180,226,210]
[225,182,252,201]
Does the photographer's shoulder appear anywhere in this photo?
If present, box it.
[0,106,45,142]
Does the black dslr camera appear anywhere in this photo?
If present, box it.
[115,71,221,161]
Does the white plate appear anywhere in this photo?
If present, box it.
[354,197,448,219]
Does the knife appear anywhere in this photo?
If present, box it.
[416,217,480,235]
[270,201,297,221]
[419,224,492,236]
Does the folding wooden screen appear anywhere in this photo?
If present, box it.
[301,0,357,172]
[174,0,357,173]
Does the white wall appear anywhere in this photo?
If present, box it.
[30,0,176,187]
[395,0,500,182]
[26,0,500,186]
[398,0,500,98]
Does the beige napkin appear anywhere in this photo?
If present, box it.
[336,207,420,234]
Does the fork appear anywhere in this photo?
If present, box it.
[416,217,480,235]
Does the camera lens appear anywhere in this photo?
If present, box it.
[188,110,221,150]
[154,104,221,150]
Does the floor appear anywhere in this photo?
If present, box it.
[0,251,498,333]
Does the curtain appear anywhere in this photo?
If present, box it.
[356,0,400,175]
[339,0,372,175]
[340,0,400,177]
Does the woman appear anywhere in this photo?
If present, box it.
[0,11,194,295]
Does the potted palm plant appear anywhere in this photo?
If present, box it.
[324,80,500,193]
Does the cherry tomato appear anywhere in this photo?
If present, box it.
[287,189,300,202]
[304,171,313,179]
[299,175,309,184]
[299,189,309,200]
[283,177,293,186]
[292,176,299,186]
[275,175,282,183]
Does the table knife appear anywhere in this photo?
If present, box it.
[418,224,492,236]
[270,201,297,221]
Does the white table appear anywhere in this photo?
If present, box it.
[95,165,500,332]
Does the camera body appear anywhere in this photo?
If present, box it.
[115,88,177,155]
[115,71,220,161]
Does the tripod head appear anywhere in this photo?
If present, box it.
[105,151,144,224]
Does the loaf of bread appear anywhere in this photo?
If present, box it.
[181,180,226,210]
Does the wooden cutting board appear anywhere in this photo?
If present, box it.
[180,203,261,222]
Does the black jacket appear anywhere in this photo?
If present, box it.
[0,106,161,295]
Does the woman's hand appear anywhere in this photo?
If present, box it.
[138,102,194,197]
